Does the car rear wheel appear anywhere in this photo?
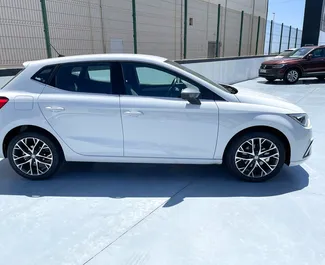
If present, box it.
[225,132,286,182]
[265,78,276,82]
[7,132,62,180]
[284,69,299,84]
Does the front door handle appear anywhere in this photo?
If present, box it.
[45,106,65,112]
[124,110,143,117]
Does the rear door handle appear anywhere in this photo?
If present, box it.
[124,110,143,117]
[45,106,65,112]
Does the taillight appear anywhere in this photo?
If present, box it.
[0,97,9,109]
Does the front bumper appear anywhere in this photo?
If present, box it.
[303,139,313,158]
[289,137,313,167]
[259,68,286,79]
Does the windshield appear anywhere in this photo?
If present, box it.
[165,60,231,93]
[278,50,295,57]
[289,47,313,58]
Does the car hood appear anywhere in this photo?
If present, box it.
[263,57,301,64]
[235,88,304,113]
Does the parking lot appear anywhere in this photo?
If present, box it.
[0,76,325,265]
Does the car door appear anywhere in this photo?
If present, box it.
[301,48,325,75]
[119,62,219,159]
[38,62,124,157]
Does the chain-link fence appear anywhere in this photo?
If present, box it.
[1,0,284,66]
[264,20,303,55]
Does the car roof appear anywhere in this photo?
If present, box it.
[302,45,318,48]
[23,54,168,68]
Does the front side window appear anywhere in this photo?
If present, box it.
[51,63,112,94]
[121,63,215,100]
[310,48,325,58]
[166,60,231,93]
[136,67,175,85]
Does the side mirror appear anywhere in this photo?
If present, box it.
[307,54,313,60]
[181,87,201,105]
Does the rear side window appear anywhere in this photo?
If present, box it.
[32,66,56,84]
[50,63,112,94]
[87,65,111,82]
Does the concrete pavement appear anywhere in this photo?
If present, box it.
[0,77,324,265]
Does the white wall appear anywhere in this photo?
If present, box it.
[183,56,272,84]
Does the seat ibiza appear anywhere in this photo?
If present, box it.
[0,54,313,181]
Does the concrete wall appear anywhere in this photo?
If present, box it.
[0,0,268,66]
[181,56,272,84]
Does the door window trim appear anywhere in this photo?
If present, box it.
[119,61,225,101]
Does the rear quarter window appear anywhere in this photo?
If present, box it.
[31,65,56,84]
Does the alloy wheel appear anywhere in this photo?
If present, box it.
[287,70,299,83]
[12,137,53,176]
[235,138,280,178]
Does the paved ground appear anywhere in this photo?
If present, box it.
[0,77,325,265]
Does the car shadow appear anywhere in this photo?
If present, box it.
[258,79,325,85]
[0,159,309,207]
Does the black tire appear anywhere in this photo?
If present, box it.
[284,68,300,84]
[7,132,62,180]
[265,78,276,82]
[225,132,286,182]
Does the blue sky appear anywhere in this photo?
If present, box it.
[267,0,306,29]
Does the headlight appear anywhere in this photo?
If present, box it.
[288,113,310,127]
[272,64,285,68]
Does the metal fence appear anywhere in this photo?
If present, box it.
[0,0,271,66]
[264,20,303,55]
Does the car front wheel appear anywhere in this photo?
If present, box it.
[225,132,286,182]
[284,69,299,84]
[7,132,62,180]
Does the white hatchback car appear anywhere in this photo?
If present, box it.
[0,54,313,182]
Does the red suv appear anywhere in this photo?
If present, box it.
[259,46,325,84]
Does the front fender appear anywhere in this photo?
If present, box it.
[214,106,308,162]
